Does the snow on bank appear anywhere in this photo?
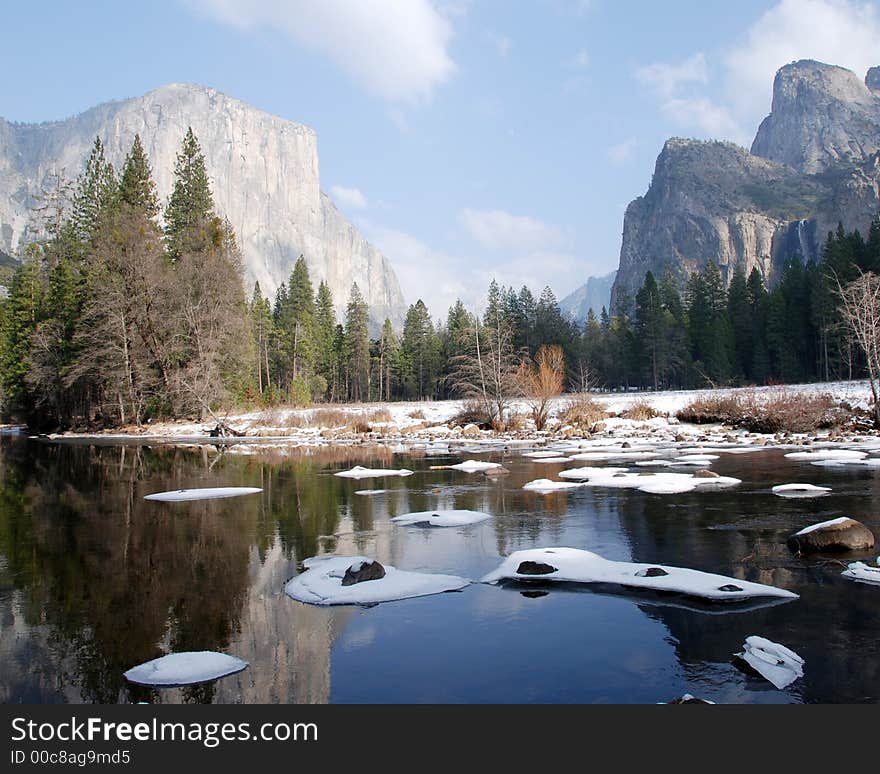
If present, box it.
[481,548,798,602]
[284,556,469,606]
[124,652,248,686]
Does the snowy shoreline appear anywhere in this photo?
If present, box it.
[28,379,879,452]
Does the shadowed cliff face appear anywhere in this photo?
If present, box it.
[0,84,406,327]
[611,60,880,312]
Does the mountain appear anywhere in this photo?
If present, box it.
[611,60,880,310]
[559,271,616,323]
[0,84,406,326]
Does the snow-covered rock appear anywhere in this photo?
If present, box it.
[735,636,804,689]
[787,517,876,553]
[772,483,832,498]
[842,561,880,585]
[334,466,414,479]
[785,449,867,462]
[144,487,262,502]
[390,510,491,527]
[354,489,387,496]
[124,652,248,686]
[284,555,469,606]
[481,547,798,602]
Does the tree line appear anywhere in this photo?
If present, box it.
[1,128,878,430]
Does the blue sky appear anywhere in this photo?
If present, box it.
[3,0,879,316]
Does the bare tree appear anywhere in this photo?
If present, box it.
[450,314,520,429]
[516,345,565,431]
[837,270,880,427]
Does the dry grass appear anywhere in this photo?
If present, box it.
[621,400,661,421]
[408,409,426,420]
[560,393,609,429]
[677,388,849,433]
[505,411,528,432]
[449,399,494,429]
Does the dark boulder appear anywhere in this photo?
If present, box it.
[516,561,558,576]
[341,560,386,586]
[638,567,669,577]
[787,518,875,553]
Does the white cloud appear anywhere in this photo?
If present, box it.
[606,137,637,165]
[330,185,368,210]
[634,0,880,143]
[185,0,457,103]
[722,0,880,122]
[459,208,566,252]
[360,222,474,315]
[635,53,708,99]
[489,31,512,57]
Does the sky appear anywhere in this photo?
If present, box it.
[2,0,879,317]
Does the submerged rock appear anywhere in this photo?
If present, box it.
[342,560,386,586]
[667,694,715,705]
[787,517,875,553]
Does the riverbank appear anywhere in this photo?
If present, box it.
[29,380,878,453]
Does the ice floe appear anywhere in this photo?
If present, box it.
[570,470,740,494]
[522,479,584,494]
[123,652,249,686]
[523,451,567,459]
[559,467,629,480]
[842,561,880,585]
[675,455,720,463]
[735,636,804,689]
[446,460,503,472]
[390,509,492,527]
[284,555,469,606]
[771,483,832,498]
[481,547,798,602]
[144,487,262,502]
[334,466,414,479]
[354,489,387,496]
[785,449,867,462]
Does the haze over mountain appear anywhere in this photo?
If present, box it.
[611,60,880,310]
[559,271,616,324]
[0,84,407,326]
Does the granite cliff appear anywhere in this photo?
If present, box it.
[611,60,880,309]
[0,84,406,326]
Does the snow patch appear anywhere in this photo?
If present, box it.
[144,487,262,502]
[735,636,804,689]
[390,510,492,527]
[794,517,852,536]
[285,555,469,606]
[334,467,414,479]
[447,460,503,472]
[481,547,798,602]
[842,561,880,585]
[522,479,584,494]
[772,483,831,498]
[124,652,248,686]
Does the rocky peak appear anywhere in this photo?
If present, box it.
[751,60,880,174]
[867,66,880,94]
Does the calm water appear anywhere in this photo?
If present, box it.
[1,434,879,704]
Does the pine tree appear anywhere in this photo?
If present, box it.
[344,284,370,402]
[314,281,337,400]
[164,127,215,259]
[378,318,398,401]
[71,137,117,244]
[118,135,159,216]
[400,300,436,400]
[635,271,665,390]
[727,267,752,382]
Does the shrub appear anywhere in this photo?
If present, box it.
[449,398,495,429]
[561,394,608,428]
[675,394,744,425]
[621,400,660,421]
[515,345,566,431]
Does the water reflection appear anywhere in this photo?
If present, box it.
[1,436,879,703]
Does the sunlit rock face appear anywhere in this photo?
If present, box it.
[611,61,880,311]
[0,84,406,327]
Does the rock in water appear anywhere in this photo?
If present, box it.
[341,560,386,586]
[693,469,720,479]
[787,517,876,553]
[0,84,406,328]
[516,561,559,576]
[667,694,715,705]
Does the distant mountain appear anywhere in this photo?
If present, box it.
[0,84,406,327]
[611,60,880,310]
[560,271,616,323]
